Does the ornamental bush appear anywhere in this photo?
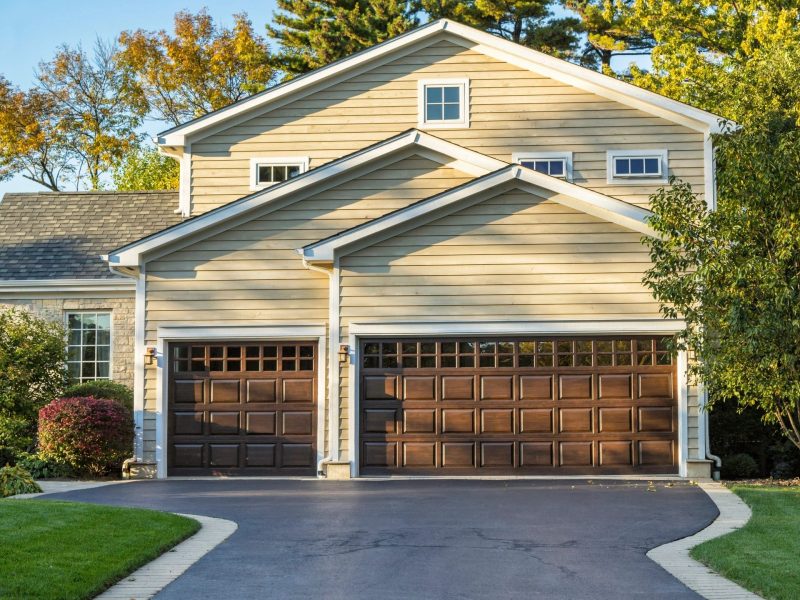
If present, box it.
[0,464,42,497]
[38,397,134,477]
[721,453,759,480]
[63,380,133,412]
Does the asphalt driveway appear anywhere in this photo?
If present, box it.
[44,479,717,599]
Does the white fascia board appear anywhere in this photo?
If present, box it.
[157,19,727,147]
[302,166,654,262]
[0,279,136,293]
[107,130,506,267]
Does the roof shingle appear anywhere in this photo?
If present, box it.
[0,191,182,280]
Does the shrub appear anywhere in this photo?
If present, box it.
[721,453,759,480]
[63,381,133,412]
[14,451,73,479]
[0,465,42,497]
[38,397,134,477]
[0,307,67,457]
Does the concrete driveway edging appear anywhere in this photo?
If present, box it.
[96,513,238,600]
[647,482,760,599]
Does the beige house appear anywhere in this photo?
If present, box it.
[1,20,725,479]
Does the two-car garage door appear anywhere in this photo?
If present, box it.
[359,336,678,475]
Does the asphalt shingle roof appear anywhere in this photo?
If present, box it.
[0,191,182,280]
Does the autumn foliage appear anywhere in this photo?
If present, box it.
[38,397,133,477]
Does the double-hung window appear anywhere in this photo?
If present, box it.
[607,149,668,184]
[66,312,111,382]
[250,157,309,191]
[513,152,573,180]
[418,78,469,128]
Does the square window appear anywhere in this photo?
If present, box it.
[420,81,467,127]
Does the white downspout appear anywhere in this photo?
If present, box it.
[701,387,722,479]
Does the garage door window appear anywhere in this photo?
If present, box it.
[362,338,672,369]
[173,343,315,373]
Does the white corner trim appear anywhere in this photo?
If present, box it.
[647,483,759,600]
[133,270,146,461]
[417,77,470,129]
[249,156,310,192]
[96,513,238,600]
[512,151,573,182]
[703,133,717,210]
[606,149,669,185]
[107,130,506,268]
[180,144,192,217]
[302,166,655,262]
[677,350,689,477]
[157,19,726,147]
[154,324,327,478]
[0,279,136,293]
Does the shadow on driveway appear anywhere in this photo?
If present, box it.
[43,479,717,599]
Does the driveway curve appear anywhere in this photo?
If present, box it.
[45,479,717,599]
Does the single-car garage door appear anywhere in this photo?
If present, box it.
[359,336,677,475]
[168,341,317,475]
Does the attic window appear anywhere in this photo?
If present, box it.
[418,78,469,129]
[513,152,573,181]
[607,149,668,184]
[250,157,309,191]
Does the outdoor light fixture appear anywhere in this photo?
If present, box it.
[338,344,349,363]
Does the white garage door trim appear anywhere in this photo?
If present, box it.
[346,320,688,478]
[155,324,327,479]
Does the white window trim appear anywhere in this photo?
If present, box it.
[249,156,309,191]
[64,310,113,383]
[512,151,573,182]
[607,149,668,184]
[417,78,470,129]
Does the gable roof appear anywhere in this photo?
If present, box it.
[158,19,726,147]
[106,130,506,268]
[0,191,182,280]
[301,165,655,264]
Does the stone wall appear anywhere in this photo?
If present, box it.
[0,295,136,387]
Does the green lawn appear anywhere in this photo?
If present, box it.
[691,485,800,600]
[0,500,199,600]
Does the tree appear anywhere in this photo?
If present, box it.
[0,77,72,191]
[118,10,277,126]
[564,0,655,70]
[35,40,145,190]
[113,143,179,190]
[630,1,800,112]
[267,0,417,76]
[643,43,800,451]
[0,308,67,458]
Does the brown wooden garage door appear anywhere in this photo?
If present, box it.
[359,336,677,475]
[168,341,317,475]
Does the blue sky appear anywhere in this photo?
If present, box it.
[0,0,277,195]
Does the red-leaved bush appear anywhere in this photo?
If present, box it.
[38,397,133,476]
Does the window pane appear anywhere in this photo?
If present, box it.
[258,165,272,182]
[68,330,81,345]
[426,86,442,103]
[479,342,495,354]
[420,342,436,354]
[440,342,455,354]
[82,314,96,329]
[443,86,460,103]
[82,362,95,379]
[82,330,96,345]
[67,347,81,361]
[443,103,460,120]
[287,165,301,178]
[97,330,110,346]
[96,314,111,330]
[68,362,81,379]
[615,158,629,175]
[645,158,660,174]
[402,343,417,355]
[630,158,645,174]
[273,166,288,182]
[533,161,548,174]
[549,161,564,176]
[426,104,443,121]
[97,346,110,361]
[68,313,81,329]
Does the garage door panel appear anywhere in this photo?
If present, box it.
[360,336,677,475]
[168,341,316,475]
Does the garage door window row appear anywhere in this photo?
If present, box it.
[363,338,672,370]
[173,343,315,373]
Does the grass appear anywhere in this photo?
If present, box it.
[691,485,800,600]
[0,500,200,600]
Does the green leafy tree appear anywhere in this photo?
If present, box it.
[0,308,67,458]
[643,42,800,451]
[118,10,276,126]
[113,144,179,190]
[564,0,655,70]
[267,0,418,76]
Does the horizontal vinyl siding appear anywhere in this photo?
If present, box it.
[190,35,705,213]
[140,155,473,460]
[336,186,664,459]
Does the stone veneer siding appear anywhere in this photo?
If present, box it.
[0,296,135,387]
